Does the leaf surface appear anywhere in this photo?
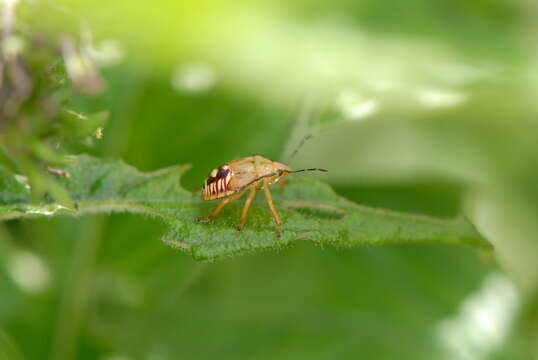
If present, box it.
[0,155,492,260]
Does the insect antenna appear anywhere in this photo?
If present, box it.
[284,168,328,174]
[287,134,313,165]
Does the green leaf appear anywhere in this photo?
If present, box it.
[0,155,492,261]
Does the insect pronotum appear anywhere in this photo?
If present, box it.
[197,155,327,236]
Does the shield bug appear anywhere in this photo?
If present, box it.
[197,155,327,236]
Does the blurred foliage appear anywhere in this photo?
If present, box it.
[1,0,538,359]
[0,0,108,208]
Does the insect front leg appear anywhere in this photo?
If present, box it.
[262,179,282,237]
[237,187,257,231]
[197,190,245,222]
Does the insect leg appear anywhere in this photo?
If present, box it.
[262,179,282,237]
[236,187,257,231]
[197,190,245,222]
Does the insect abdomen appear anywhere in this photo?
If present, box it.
[202,165,233,200]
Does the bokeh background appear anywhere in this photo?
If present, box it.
[1,0,538,359]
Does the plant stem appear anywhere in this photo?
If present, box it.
[50,216,105,360]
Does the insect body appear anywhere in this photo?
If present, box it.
[198,155,327,236]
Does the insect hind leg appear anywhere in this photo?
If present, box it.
[197,190,245,222]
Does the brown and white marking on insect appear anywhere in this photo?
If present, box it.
[198,155,327,236]
[203,164,234,200]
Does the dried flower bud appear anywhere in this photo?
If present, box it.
[61,37,104,96]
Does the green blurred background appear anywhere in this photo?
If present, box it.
[1,0,538,359]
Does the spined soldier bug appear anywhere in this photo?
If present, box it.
[197,155,327,236]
